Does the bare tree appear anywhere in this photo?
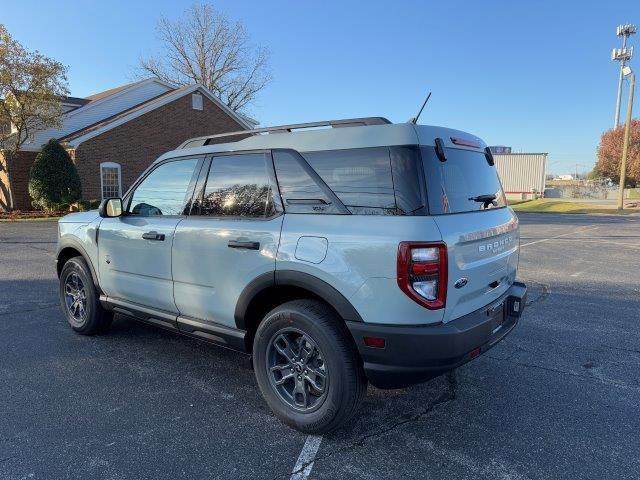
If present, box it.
[0,24,68,210]
[139,3,271,114]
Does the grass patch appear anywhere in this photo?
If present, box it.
[511,199,638,215]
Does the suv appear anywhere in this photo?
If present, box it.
[56,117,526,433]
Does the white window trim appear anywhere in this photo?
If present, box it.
[192,92,203,110]
[100,162,122,199]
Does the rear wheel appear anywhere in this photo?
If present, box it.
[59,257,113,335]
[253,299,367,433]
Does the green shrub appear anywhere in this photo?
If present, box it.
[28,139,81,211]
[76,199,100,211]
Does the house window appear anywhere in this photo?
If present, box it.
[192,92,203,110]
[100,162,122,199]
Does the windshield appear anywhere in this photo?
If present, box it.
[421,147,507,215]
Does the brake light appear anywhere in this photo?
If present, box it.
[450,137,481,148]
[397,242,447,309]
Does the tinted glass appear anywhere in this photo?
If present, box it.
[390,146,426,215]
[303,148,396,215]
[129,158,199,216]
[199,153,275,217]
[273,150,341,214]
[421,147,507,214]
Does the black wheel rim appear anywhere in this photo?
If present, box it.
[64,271,87,325]
[266,328,329,412]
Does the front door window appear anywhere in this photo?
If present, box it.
[128,158,200,216]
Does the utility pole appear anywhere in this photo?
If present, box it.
[617,67,635,210]
[613,25,636,127]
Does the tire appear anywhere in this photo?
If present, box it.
[59,256,113,335]
[253,299,367,434]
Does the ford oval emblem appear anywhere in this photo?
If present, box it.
[454,277,468,289]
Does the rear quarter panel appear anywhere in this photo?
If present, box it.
[277,214,446,325]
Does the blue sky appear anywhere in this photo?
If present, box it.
[3,0,639,174]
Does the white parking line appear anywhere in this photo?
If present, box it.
[520,226,599,247]
[290,435,323,480]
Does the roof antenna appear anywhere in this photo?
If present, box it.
[409,91,432,124]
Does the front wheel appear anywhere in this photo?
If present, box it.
[253,300,367,434]
[59,256,113,335]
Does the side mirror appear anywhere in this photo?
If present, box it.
[99,198,123,218]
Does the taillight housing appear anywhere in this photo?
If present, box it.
[397,242,447,309]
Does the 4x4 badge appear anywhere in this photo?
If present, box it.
[454,277,468,289]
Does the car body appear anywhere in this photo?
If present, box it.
[56,117,527,433]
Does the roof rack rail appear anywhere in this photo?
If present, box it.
[177,116,392,149]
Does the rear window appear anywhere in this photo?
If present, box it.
[421,147,507,214]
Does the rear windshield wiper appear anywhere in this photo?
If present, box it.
[469,194,497,208]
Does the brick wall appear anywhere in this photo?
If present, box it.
[74,93,246,200]
[1,151,39,210]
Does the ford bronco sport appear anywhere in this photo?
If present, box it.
[56,117,527,433]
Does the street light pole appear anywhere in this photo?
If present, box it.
[617,70,635,210]
[612,24,636,127]
[614,34,629,126]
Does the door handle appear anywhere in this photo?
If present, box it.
[228,240,260,250]
[142,231,165,241]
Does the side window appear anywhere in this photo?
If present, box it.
[129,158,199,216]
[302,148,396,215]
[198,153,276,218]
[272,150,341,214]
[100,162,121,200]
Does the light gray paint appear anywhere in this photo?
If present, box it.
[172,215,283,327]
[97,216,182,313]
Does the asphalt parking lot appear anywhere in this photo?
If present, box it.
[1,213,639,480]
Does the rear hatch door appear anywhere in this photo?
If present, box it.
[420,143,520,322]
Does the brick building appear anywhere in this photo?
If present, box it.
[0,78,253,210]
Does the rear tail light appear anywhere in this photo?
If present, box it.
[397,242,447,309]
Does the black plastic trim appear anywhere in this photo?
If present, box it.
[100,296,248,353]
[56,240,100,288]
[275,270,364,323]
[346,281,527,389]
[234,272,276,330]
[100,295,177,329]
[177,315,246,351]
[233,270,364,330]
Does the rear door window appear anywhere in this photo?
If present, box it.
[421,147,506,214]
[197,153,276,218]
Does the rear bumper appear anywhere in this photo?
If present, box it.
[346,281,527,389]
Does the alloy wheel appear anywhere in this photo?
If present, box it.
[64,271,88,325]
[266,328,329,412]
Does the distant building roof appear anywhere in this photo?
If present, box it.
[84,80,150,101]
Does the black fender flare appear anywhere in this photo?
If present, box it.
[56,239,100,289]
[234,270,364,330]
